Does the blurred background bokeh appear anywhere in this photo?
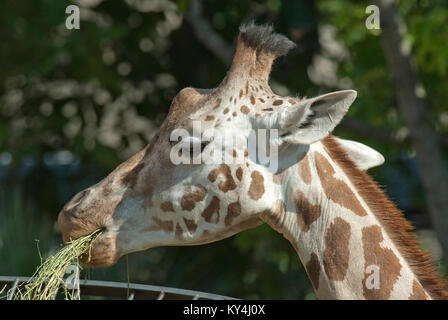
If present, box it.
[0,0,447,299]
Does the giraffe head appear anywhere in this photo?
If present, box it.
[58,23,384,267]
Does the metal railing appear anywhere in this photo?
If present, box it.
[0,276,238,300]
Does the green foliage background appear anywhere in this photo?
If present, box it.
[0,0,446,299]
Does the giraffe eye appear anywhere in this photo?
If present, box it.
[297,112,316,129]
[168,134,211,163]
[200,141,209,152]
[187,137,210,156]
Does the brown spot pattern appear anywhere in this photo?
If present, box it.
[239,89,243,98]
[181,185,207,211]
[314,152,367,216]
[205,115,215,121]
[306,253,321,291]
[322,217,351,281]
[322,135,448,300]
[208,164,237,193]
[225,201,241,226]
[248,170,265,200]
[273,99,283,106]
[362,225,402,299]
[201,196,220,223]
[223,107,229,114]
[236,167,243,181]
[298,154,312,184]
[240,105,250,114]
[213,98,222,110]
[183,218,198,233]
[152,216,174,232]
[160,201,175,213]
[250,95,255,105]
[175,223,183,240]
[294,190,321,232]
[288,98,297,105]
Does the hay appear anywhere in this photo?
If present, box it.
[13,230,102,300]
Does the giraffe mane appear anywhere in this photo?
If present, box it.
[322,134,448,300]
[239,21,296,57]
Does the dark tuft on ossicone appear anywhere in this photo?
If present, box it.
[239,21,296,57]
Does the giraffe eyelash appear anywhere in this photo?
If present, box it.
[297,112,316,129]
[278,112,317,138]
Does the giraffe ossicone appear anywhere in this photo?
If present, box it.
[58,22,447,300]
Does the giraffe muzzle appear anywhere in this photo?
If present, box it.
[58,208,121,267]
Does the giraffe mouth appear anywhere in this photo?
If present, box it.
[78,231,121,268]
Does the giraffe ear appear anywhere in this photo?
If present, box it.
[335,137,385,170]
[280,90,357,145]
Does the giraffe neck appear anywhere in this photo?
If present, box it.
[261,136,447,300]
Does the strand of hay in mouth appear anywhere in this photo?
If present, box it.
[13,230,102,300]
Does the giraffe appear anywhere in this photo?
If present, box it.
[58,22,448,300]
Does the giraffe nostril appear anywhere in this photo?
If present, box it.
[73,189,91,204]
[63,188,91,214]
[72,189,91,203]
